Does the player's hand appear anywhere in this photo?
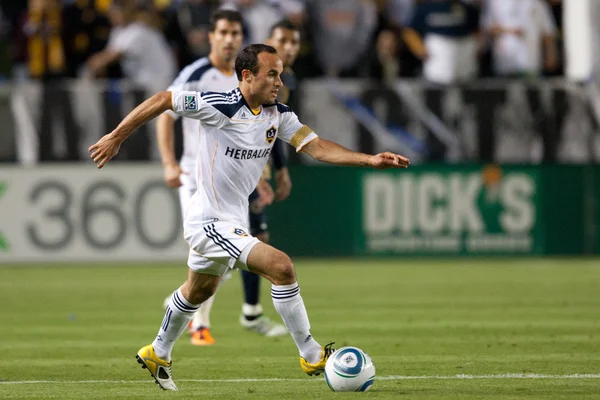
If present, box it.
[89,133,122,168]
[163,162,186,188]
[275,167,292,201]
[250,178,274,213]
[257,178,275,206]
[370,152,410,170]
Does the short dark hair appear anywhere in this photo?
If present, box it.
[209,9,243,32]
[269,19,300,38]
[235,44,277,81]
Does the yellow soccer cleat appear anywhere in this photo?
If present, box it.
[135,344,178,391]
[300,342,335,376]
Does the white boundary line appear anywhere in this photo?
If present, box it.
[2,374,600,385]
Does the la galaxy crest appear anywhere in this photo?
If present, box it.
[265,125,277,144]
[233,228,248,237]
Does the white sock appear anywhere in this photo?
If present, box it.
[271,283,321,363]
[192,293,215,330]
[152,288,200,361]
[242,303,264,320]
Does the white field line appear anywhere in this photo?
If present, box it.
[2,374,600,385]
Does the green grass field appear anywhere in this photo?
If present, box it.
[1,259,599,399]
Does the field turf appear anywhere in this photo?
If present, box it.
[1,259,599,399]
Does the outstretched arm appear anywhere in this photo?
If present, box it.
[89,91,173,168]
[300,137,409,169]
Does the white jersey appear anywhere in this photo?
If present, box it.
[482,0,556,75]
[166,57,238,171]
[171,88,317,226]
[107,22,176,90]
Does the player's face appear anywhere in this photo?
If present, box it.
[251,52,283,104]
[266,28,301,67]
[209,20,243,63]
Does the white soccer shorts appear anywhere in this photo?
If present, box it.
[184,220,260,276]
[178,172,196,220]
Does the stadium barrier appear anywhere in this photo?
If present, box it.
[0,163,597,262]
[1,78,599,164]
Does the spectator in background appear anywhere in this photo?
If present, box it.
[15,0,80,161]
[86,0,176,90]
[402,0,481,85]
[149,0,192,69]
[172,0,221,62]
[221,0,305,45]
[482,0,558,77]
[382,0,415,30]
[86,0,176,160]
[362,29,402,84]
[62,0,113,78]
[360,0,418,81]
[305,0,378,77]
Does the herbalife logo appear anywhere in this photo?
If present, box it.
[0,182,7,251]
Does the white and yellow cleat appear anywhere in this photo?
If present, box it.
[299,342,335,376]
[136,344,178,391]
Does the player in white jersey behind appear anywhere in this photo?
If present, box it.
[156,9,287,346]
[89,44,410,391]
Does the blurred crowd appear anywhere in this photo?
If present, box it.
[0,0,567,86]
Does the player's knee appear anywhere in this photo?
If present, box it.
[188,284,216,304]
[183,276,219,304]
[271,253,295,285]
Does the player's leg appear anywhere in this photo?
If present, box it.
[190,269,233,345]
[239,209,287,336]
[137,249,229,390]
[175,175,220,344]
[152,266,222,359]
[245,242,334,375]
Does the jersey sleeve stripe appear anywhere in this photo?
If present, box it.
[290,125,313,148]
[171,58,211,87]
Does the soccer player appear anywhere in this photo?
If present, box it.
[157,10,289,345]
[238,19,302,338]
[89,44,410,391]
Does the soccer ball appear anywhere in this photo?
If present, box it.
[324,346,376,392]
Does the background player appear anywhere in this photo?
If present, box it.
[156,9,287,345]
[89,44,410,391]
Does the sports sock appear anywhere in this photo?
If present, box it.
[192,293,215,330]
[271,283,321,363]
[152,288,200,360]
[242,303,263,322]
